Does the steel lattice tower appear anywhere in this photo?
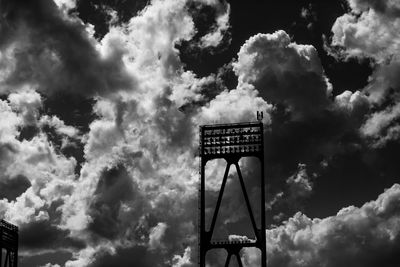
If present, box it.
[199,122,266,267]
[0,220,18,267]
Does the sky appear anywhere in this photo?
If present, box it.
[1,0,400,266]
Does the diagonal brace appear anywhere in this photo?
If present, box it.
[209,162,231,239]
[235,162,259,239]
[224,253,232,267]
[236,253,244,267]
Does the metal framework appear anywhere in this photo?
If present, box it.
[0,220,18,267]
[199,122,266,267]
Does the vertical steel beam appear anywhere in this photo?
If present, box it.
[260,123,266,267]
[0,227,2,267]
[199,126,206,267]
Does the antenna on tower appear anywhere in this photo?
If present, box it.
[257,111,264,121]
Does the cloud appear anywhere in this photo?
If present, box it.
[0,0,135,97]
[87,164,147,241]
[234,30,332,119]
[19,221,85,254]
[242,183,400,267]
[1,0,398,266]
[199,2,230,49]
[41,264,61,267]
[0,91,81,259]
[330,0,400,146]
[198,84,272,124]
[360,102,400,147]
[348,0,400,18]
[53,0,76,13]
[228,234,252,242]
[48,0,249,264]
[171,247,192,267]
[148,222,168,250]
[331,9,400,63]
[285,163,313,200]
[8,89,42,126]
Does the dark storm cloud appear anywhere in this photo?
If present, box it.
[19,221,85,252]
[88,164,145,240]
[88,245,163,267]
[0,0,135,96]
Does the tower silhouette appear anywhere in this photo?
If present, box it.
[0,220,18,267]
[199,122,266,266]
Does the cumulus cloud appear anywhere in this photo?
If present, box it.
[330,0,400,146]
[230,30,372,226]
[0,0,135,97]
[8,89,42,126]
[29,0,253,265]
[1,0,399,266]
[0,90,80,258]
[331,8,400,63]
[334,90,369,114]
[234,30,332,119]
[171,247,192,267]
[242,183,400,267]
[198,84,272,124]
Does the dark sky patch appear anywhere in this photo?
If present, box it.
[43,93,96,133]
[76,0,150,39]
[177,1,231,77]
[0,174,31,201]
[17,125,40,141]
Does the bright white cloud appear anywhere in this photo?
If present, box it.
[234,30,332,119]
[243,183,400,267]
[330,0,400,146]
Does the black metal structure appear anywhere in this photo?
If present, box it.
[0,220,18,267]
[199,122,266,267]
